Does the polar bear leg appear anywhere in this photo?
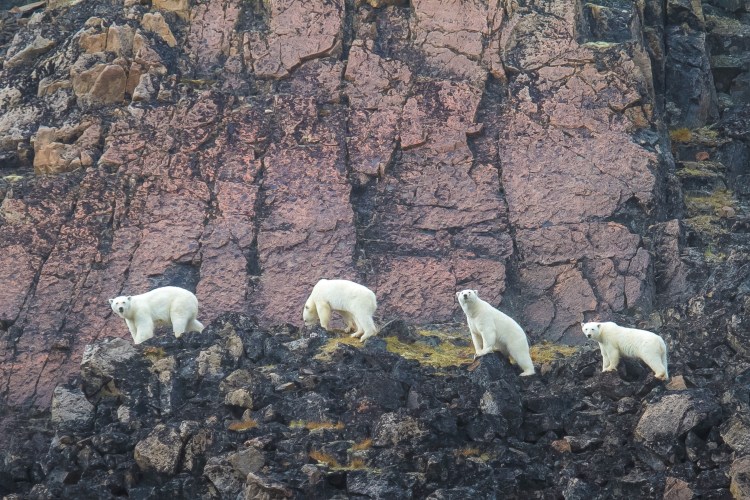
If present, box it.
[188,319,204,333]
[469,327,483,355]
[641,348,668,380]
[598,343,610,371]
[475,328,495,357]
[339,311,357,334]
[356,313,378,342]
[317,302,332,331]
[125,319,137,340]
[603,346,619,372]
[660,346,669,380]
[171,313,190,338]
[512,349,536,376]
[134,316,154,344]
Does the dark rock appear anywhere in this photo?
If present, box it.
[50,386,94,433]
[729,456,750,499]
[347,470,410,499]
[634,390,722,460]
[133,424,184,476]
[373,411,428,447]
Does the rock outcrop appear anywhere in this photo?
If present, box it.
[0,314,744,498]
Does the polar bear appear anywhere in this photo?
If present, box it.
[109,286,204,345]
[581,321,668,380]
[303,279,378,342]
[456,289,535,376]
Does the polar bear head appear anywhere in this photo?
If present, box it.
[456,289,479,308]
[581,322,602,341]
[302,298,318,326]
[109,295,132,319]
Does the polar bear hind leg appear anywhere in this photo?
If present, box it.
[660,345,669,380]
[598,343,611,371]
[513,349,536,376]
[171,312,190,338]
[642,344,668,380]
[188,319,204,333]
[355,313,378,342]
[339,311,358,335]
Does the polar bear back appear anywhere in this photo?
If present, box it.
[311,279,376,313]
[599,322,666,357]
[131,286,198,322]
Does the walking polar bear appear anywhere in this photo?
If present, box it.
[456,289,535,376]
[109,286,204,345]
[303,279,378,342]
[581,321,668,380]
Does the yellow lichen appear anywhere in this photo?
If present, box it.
[455,447,492,461]
[581,40,618,50]
[384,328,474,369]
[142,346,167,360]
[309,450,339,468]
[530,342,580,364]
[313,336,363,362]
[669,128,692,143]
[684,215,727,238]
[309,451,369,471]
[351,438,373,451]
[290,420,345,431]
[2,174,23,182]
[684,189,736,217]
[227,419,258,431]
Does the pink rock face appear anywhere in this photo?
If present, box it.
[255,96,357,323]
[498,0,658,341]
[187,0,241,69]
[0,0,666,410]
[245,0,344,79]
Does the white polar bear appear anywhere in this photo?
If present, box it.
[581,321,668,380]
[456,289,535,376]
[109,286,204,345]
[303,279,378,342]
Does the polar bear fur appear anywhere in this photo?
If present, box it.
[109,286,204,345]
[456,289,535,376]
[303,279,378,342]
[581,321,668,380]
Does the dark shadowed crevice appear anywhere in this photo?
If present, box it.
[341,0,357,61]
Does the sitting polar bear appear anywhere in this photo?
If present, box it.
[456,289,535,376]
[109,286,204,345]
[303,279,378,342]
[581,321,668,380]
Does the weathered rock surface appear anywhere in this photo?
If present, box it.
[0,314,742,498]
[0,1,748,498]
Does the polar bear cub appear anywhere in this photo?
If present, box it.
[456,289,535,376]
[109,286,204,345]
[303,279,378,342]
[581,321,668,380]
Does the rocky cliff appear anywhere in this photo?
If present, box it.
[0,0,749,497]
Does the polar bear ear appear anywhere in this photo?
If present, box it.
[472,289,478,295]
[108,298,114,304]
[127,296,132,301]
